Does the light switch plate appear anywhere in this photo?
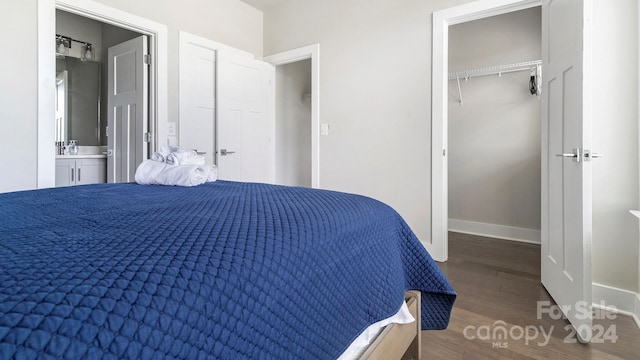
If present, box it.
[321,123,330,136]
[167,122,177,136]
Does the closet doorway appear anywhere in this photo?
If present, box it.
[447,8,542,246]
[432,0,601,342]
[274,59,312,187]
[265,44,321,189]
[428,0,543,262]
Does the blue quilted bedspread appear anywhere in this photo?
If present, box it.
[0,181,455,359]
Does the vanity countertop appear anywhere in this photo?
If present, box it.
[56,154,107,159]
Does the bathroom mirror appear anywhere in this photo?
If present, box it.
[55,57,102,146]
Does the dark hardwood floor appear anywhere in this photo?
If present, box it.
[422,232,640,359]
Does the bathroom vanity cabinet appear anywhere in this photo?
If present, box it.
[55,157,107,187]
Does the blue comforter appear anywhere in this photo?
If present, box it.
[0,181,455,359]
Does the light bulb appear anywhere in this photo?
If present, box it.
[82,44,93,61]
[56,38,69,58]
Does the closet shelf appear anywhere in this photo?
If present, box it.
[449,60,542,106]
[448,60,542,80]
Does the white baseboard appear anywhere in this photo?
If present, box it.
[448,219,540,244]
[592,283,640,329]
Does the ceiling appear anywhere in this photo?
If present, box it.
[241,0,288,11]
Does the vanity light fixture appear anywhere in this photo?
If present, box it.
[55,34,93,62]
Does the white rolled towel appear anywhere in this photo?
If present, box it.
[207,164,218,182]
[166,152,204,166]
[152,145,197,163]
[150,152,166,162]
[135,160,209,187]
[151,145,181,163]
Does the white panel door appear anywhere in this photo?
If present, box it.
[179,44,216,165]
[217,51,275,183]
[107,35,149,183]
[541,0,593,342]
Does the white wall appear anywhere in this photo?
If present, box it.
[0,1,39,191]
[276,59,312,187]
[448,8,541,235]
[264,0,465,241]
[591,0,639,292]
[0,0,262,193]
[94,0,263,55]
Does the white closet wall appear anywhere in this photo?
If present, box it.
[448,7,542,241]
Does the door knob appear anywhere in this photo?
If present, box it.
[220,149,236,156]
[583,149,603,162]
[556,148,581,162]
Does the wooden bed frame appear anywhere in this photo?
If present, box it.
[360,291,422,360]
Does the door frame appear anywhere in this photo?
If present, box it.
[37,0,168,188]
[430,0,541,262]
[179,31,255,61]
[264,44,321,189]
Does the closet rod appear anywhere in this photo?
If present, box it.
[448,60,542,81]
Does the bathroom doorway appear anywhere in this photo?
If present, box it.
[55,9,147,184]
[37,0,167,188]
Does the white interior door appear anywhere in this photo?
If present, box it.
[217,51,275,183]
[541,0,593,342]
[107,35,149,183]
[179,43,216,165]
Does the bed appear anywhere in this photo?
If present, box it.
[0,181,456,359]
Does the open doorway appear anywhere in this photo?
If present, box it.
[432,0,621,341]
[55,9,146,185]
[274,59,312,187]
[428,0,542,262]
[37,0,167,188]
[447,8,542,244]
[265,44,321,189]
